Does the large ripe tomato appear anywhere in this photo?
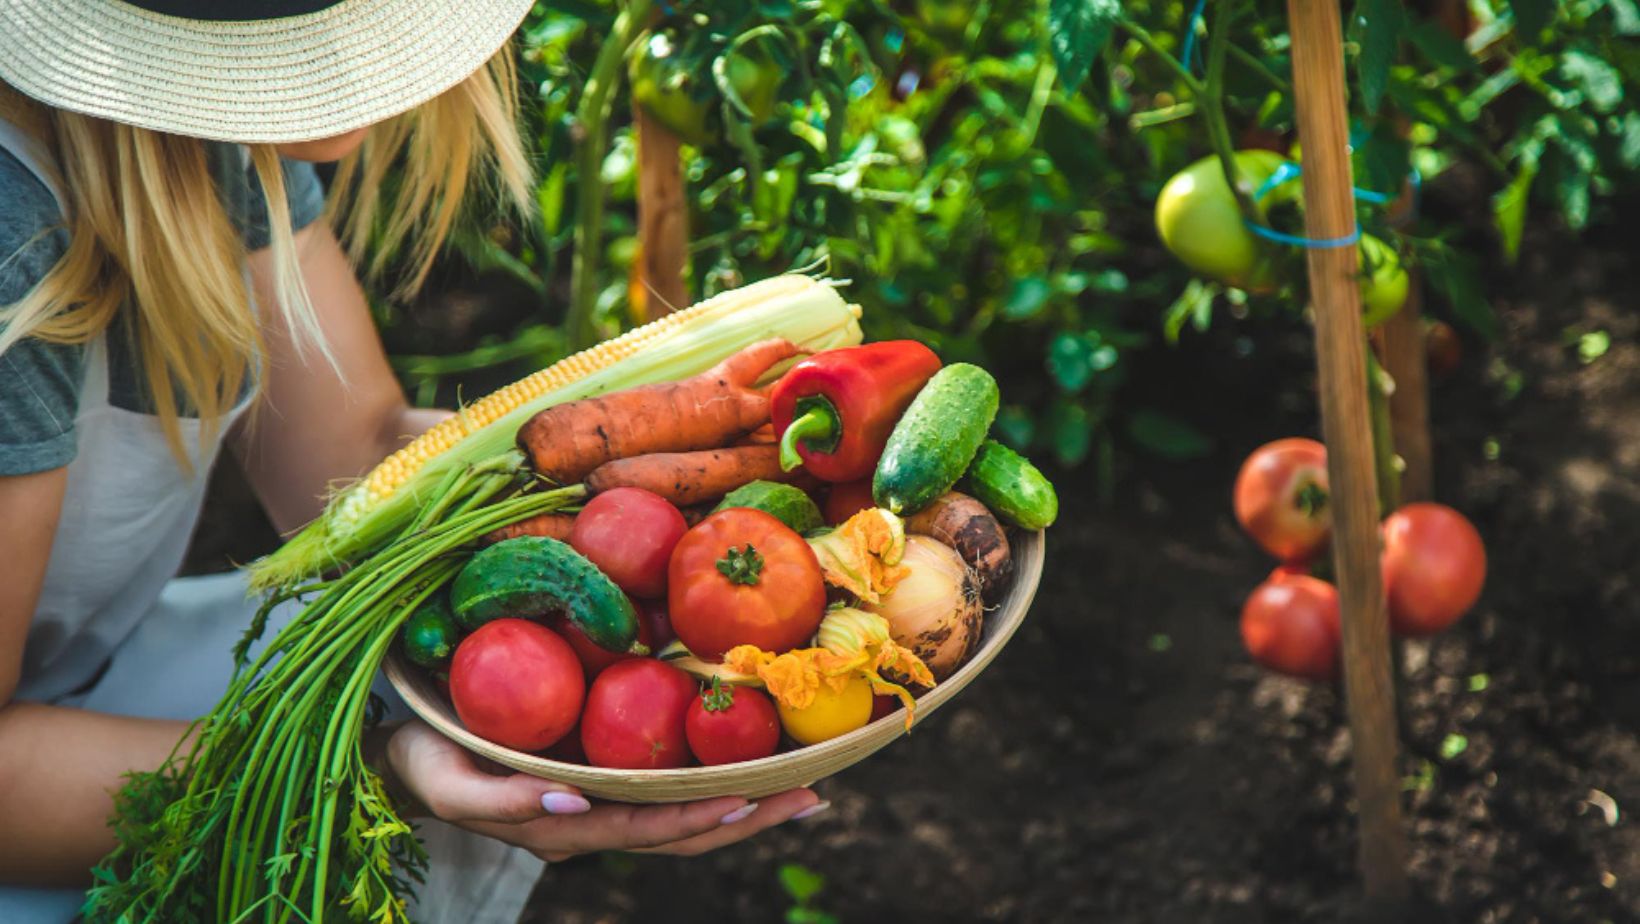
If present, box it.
[1381,503,1486,637]
[1358,234,1410,329]
[668,509,826,661]
[1240,573,1341,682]
[823,478,876,525]
[685,680,781,766]
[552,605,654,678]
[580,659,697,769]
[778,674,873,745]
[570,487,687,599]
[449,619,584,752]
[1155,150,1293,292]
[1233,437,1331,563]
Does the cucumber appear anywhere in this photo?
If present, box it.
[401,592,462,669]
[450,536,640,652]
[713,480,823,533]
[873,363,999,515]
[965,439,1059,529]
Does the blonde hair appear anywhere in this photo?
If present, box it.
[0,50,531,469]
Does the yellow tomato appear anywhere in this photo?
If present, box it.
[777,674,873,746]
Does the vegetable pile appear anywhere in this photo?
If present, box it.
[84,280,1056,923]
[1230,437,1488,682]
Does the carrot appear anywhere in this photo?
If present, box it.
[905,491,1013,598]
[480,511,578,546]
[733,423,777,446]
[584,445,810,507]
[517,339,800,485]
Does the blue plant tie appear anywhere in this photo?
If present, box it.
[1247,160,1360,249]
[1180,0,1209,74]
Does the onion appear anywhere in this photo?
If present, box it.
[863,535,982,680]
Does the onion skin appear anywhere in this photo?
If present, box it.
[866,536,982,680]
[904,491,1012,598]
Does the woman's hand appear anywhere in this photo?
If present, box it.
[384,720,824,862]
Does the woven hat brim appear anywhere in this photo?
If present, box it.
[0,0,535,144]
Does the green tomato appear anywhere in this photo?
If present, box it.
[629,31,712,145]
[1358,234,1409,328]
[724,45,781,125]
[1154,150,1294,292]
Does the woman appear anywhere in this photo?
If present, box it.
[0,2,823,921]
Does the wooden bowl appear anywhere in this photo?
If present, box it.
[384,530,1045,803]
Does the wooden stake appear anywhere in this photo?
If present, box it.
[1284,0,1410,902]
[633,100,689,321]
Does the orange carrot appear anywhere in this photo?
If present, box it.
[734,423,777,446]
[516,339,800,485]
[480,512,577,546]
[584,445,809,507]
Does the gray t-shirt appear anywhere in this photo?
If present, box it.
[0,142,326,475]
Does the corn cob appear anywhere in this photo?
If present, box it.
[249,276,863,589]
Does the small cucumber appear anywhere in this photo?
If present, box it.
[401,592,462,669]
[965,440,1058,529]
[450,536,640,653]
[873,363,999,515]
[713,480,823,533]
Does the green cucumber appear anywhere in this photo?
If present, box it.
[713,480,823,533]
[401,592,462,669]
[873,363,999,515]
[450,536,640,652]
[965,440,1058,529]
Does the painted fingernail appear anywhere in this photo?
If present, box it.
[792,801,831,821]
[719,803,759,825]
[541,792,591,815]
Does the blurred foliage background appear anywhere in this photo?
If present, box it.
[373,0,1640,485]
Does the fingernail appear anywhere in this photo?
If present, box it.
[791,801,830,821]
[541,792,591,815]
[719,803,759,825]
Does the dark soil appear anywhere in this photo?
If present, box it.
[186,226,1639,923]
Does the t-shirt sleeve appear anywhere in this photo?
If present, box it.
[241,156,328,251]
[0,148,83,475]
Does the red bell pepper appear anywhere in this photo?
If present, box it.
[770,341,942,483]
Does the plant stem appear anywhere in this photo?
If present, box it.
[1202,0,1262,222]
[1119,20,1207,96]
[1229,42,1291,94]
[568,0,652,350]
[1365,346,1402,515]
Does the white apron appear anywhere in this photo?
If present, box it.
[0,121,542,923]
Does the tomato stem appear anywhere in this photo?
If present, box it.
[716,544,765,585]
[702,676,737,712]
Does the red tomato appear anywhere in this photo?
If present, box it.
[1240,574,1341,682]
[668,509,826,661]
[869,694,900,723]
[1425,320,1462,380]
[823,478,876,525]
[552,606,654,678]
[685,681,781,766]
[638,597,676,649]
[1382,503,1486,637]
[580,659,697,769]
[1233,438,1331,562]
[570,487,688,599]
[449,619,584,751]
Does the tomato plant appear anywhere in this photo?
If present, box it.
[449,619,584,752]
[581,658,697,769]
[569,486,688,599]
[685,679,781,766]
[1240,573,1342,682]
[1233,438,1331,563]
[668,509,826,660]
[1154,150,1292,292]
[1382,503,1487,637]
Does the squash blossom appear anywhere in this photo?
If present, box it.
[806,508,910,603]
[725,607,935,730]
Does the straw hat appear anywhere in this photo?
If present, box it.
[0,0,536,144]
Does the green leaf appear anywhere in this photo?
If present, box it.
[1406,23,1476,72]
[1003,276,1053,320]
[1493,163,1536,263]
[1424,251,1499,340]
[1439,733,1469,760]
[1047,400,1095,466]
[1358,128,1411,198]
[1620,112,1640,169]
[1509,0,1555,40]
[1048,0,1122,93]
[1578,330,1611,364]
[994,405,1037,449]
[1048,332,1118,393]
[1163,279,1217,343]
[1356,0,1402,114]
[1609,0,1640,34]
[1560,50,1624,114]
[1127,410,1213,460]
[1553,166,1591,230]
[778,864,825,905]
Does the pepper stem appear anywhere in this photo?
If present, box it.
[779,406,838,472]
